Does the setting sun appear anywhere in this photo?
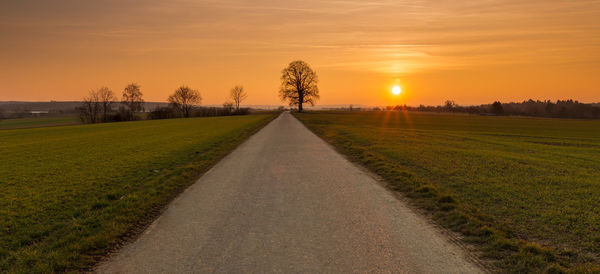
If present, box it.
[392,85,402,95]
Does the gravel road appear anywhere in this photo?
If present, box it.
[96,112,482,273]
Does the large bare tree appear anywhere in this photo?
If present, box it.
[97,87,116,122]
[229,85,248,112]
[279,60,319,112]
[122,83,144,116]
[168,86,202,117]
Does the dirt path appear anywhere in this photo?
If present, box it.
[96,112,482,273]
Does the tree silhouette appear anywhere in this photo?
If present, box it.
[279,60,319,112]
[97,87,116,122]
[223,101,234,115]
[229,85,248,112]
[122,83,144,119]
[491,101,504,115]
[445,100,456,110]
[168,86,201,118]
[80,89,101,123]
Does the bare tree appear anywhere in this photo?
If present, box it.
[97,87,116,122]
[80,90,101,123]
[279,60,319,112]
[122,83,144,119]
[229,85,248,112]
[168,86,202,118]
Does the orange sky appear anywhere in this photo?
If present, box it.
[1,0,599,106]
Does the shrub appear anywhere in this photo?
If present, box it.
[148,107,178,120]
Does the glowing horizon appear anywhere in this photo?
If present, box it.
[1,0,599,106]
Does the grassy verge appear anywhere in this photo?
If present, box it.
[0,113,277,272]
[294,111,600,273]
[0,116,81,130]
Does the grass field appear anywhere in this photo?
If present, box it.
[295,111,600,272]
[0,116,81,130]
[0,114,275,272]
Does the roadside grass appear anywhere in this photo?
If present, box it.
[294,111,600,273]
[0,116,81,130]
[0,114,276,272]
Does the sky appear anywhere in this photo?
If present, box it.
[1,0,599,106]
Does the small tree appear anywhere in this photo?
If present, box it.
[97,87,116,122]
[80,90,101,123]
[545,101,555,115]
[445,100,456,111]
[491,101,504,115]
[168,86,202,118]
[223,101,234,115]
[229,85,248,112]
[279,60,319,112]
[122,83,144,119]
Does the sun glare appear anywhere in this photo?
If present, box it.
[392,85,402,95]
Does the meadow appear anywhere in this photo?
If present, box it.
[0,114,274,272]
[295,111,600,272]
[0,116,81,130]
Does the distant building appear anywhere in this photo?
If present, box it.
[30,110,49,116]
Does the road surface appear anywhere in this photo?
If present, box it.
[97,112,482,273]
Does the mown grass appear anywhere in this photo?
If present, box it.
[0,116,81,130]
[0,114,276,272]
[295,111,600,273]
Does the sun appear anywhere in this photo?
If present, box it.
[392,85,402,95]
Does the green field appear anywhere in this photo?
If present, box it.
[0,114,274,272]
[295,111,600,272]
[0,116,81,130]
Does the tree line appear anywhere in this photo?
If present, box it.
[383,99,600,119]
[78,83,249,123]
[1,60,320,122]
[77,59,321,124]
